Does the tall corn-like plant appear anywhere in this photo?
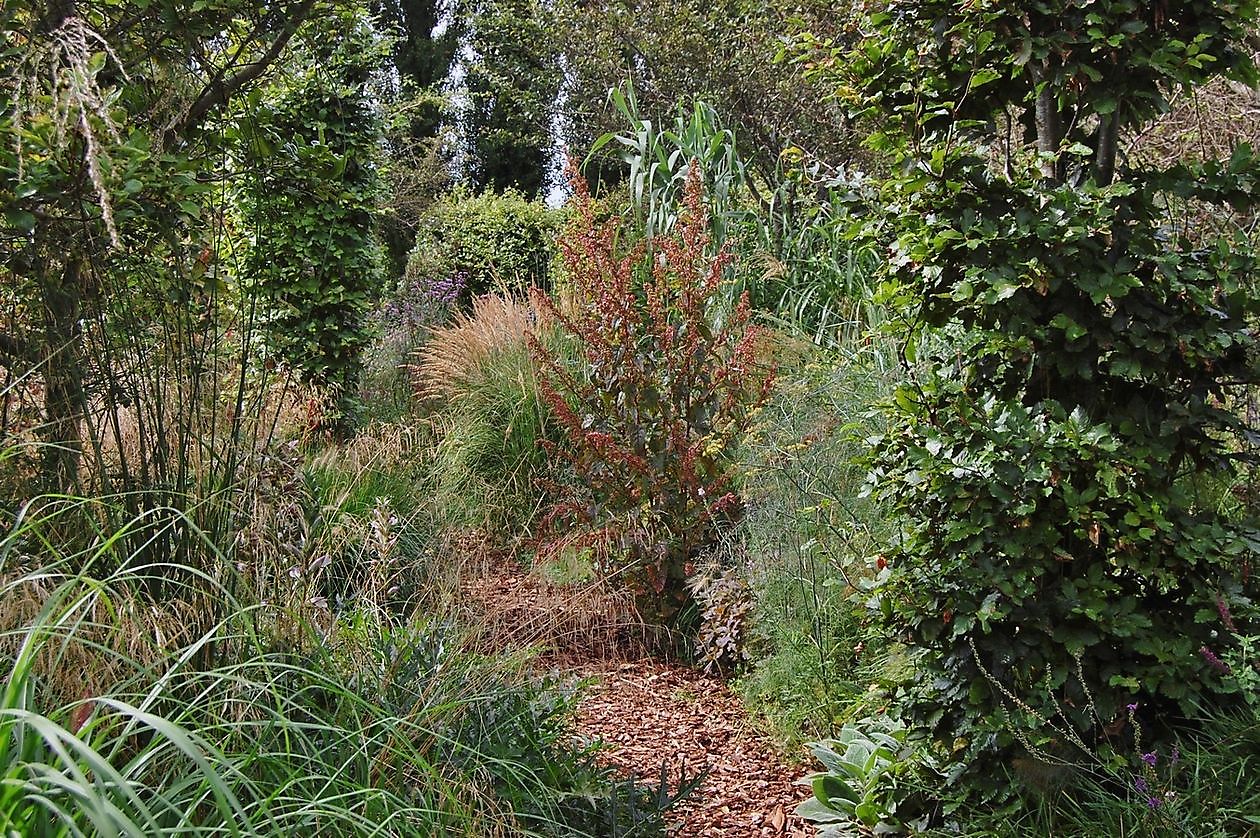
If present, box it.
[530,161,772,630]
[590,83,748,246]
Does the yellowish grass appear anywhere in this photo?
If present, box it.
[0,568,207,703]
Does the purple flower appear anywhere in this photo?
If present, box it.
[1141,752,1157,767]
[1134,776,1149,793]
[1200,645,1232,675]
[1170,746,1180,765]
[1146,796,1161,809]
[1126,702,1138,712]
[1217,595,1237,633]
[422,270,468,305]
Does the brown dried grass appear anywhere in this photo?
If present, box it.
[460,550,656,663]
[0,568,208,704]
[1128,47,1260,168]
[409,294,546,403]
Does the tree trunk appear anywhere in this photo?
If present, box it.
[40,257,86,493]
[1032,60,1062,182]
[1094,110,1119,186]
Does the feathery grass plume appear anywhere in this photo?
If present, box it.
[410,292,544,403]
[411,294,559,536]
[10,15,128,248]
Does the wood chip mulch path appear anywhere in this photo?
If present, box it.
[463,555,814,837]
[565,659,812,837]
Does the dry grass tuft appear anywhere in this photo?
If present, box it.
[0,569,207,704]
[460,550,657,663]
[409,294,546,403]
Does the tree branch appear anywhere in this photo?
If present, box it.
[170,0,318,144]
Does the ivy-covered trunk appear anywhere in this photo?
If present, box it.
[805,0,1260,791]
[235,26,387,435]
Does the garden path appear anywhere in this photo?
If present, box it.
[464,555,812,837]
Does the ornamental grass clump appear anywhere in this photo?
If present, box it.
[530,160,773,632]
[414,293,556,534]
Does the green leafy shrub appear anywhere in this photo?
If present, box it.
[806,0,1260,787]
[530,162,773,630]
[236,24,388,434]
[406,187,562,298]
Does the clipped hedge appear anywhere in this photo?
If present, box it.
[406,187,562,297]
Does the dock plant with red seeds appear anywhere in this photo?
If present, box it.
[529,160,773,630]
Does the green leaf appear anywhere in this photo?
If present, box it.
[795,798,848,824]
[854,800,882,826]
[814,774,859,809]
[5,209,36,233]
[969,69,1002,90]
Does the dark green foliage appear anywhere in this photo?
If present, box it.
[372,0,463,141]
[406,187,561,296]
[811,0,1260,782]
[238,24,388,431]
[834,1,1259,167]
[464,0,561,196]
[1,0,320,490]
[371,0,464,278]
[551,0,859,184]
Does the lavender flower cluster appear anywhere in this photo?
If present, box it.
[376,271,468,332]
[424,270,467,306]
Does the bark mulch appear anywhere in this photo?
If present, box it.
[464,557,814,837]
[564,659,812,837]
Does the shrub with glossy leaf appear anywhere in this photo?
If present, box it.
[237,20,388,433]
[530,162,773,629]
[807,0,1260,784]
